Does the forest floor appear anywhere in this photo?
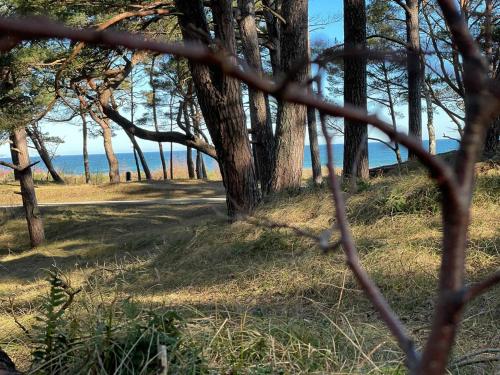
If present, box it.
[0,162,499,374]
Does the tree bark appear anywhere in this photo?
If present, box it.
[406,0,422,159]
[238,0,275,193]
[175,0,260,216]
[11,127,45,248]
[26,126,64,184]
[343,0,369,180]
[150,57,168,180]
[270,0,309,192]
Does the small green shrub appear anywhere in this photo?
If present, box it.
[26,269,205,374]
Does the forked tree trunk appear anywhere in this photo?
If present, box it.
[238,0,275,193]
[175,0,260,216]
[77,92,120,183]
[11,127,45,248]
[343,0,369,180]
[26,126,64,184]
[270,0,308,192]
[406,0,422,159]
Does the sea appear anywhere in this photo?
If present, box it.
[0,139,458,175]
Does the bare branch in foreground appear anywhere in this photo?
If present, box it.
[316,80,419,370]
[462,270,500,304]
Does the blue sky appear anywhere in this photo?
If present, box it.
[0,1,459,158]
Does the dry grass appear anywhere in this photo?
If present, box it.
[0,164,499,374]
[0,179,225,206]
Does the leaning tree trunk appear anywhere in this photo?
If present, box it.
[133,146,142,181]
[126,131,152,180]
[26,126,64,184]
[11,127,45,248]
[175,0,260,216]
[406,0,422,160]
[270,0,309,192]
[238,0,275,193]
[343,0,369,180]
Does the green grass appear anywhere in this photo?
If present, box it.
[0,164,499,374]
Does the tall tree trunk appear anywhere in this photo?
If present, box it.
[26,126,64,184]
[424,80,437,155]
[263,0,282,76]
[175,0,260,216]
[307,35,322,186]
[343,0,369,180]
[186,147,195,179]
[9,133,20,181]
[126,131,152,180]
[406,0,422,159]
[150,57,168,180]
[483,0,499,158]
[80,112,91,183]
[238,0,275,193]
[183,101,196,179]
[11,127,45,248]
[270,0,309,192]
[484,117,499,158]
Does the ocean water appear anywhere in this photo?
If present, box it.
[0,139,458,175]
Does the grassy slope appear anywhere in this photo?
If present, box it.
[0,165,499,374]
